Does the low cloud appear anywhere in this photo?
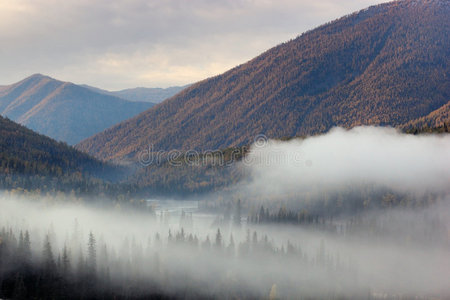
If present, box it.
[242,126,450,197]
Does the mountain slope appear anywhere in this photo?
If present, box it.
[0,74,154,145]
[77,0,450,161]
[401,101,450,130]
[82,84,188,103]
[0,115,108,178]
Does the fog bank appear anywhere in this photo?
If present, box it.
[0,193,449,299]
[243,126,450,197]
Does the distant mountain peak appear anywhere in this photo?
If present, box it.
[81,84,189,103]
[24,73,55,82]
[0,75,155,145]
[29,73,50,78]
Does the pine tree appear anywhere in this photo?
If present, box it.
[252,231,258,252]
[227,234,235,257]
[23,231,31,264]
[17,231,25,266]
[43,235,56,275]
[215,229,222,249]
[87,232,96,275]
[62,245,71,277]
[259,205,265,223]
[202,236,211,251]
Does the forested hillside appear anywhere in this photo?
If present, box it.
[77,0,450,161]
[0,116,107,177]
[402,101,450,131]
[0,116,135,196]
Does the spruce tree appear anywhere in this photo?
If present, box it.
[87,232,96,276]
[215,229,222,249]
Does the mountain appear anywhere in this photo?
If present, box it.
[82,84,188,103]
[0,115,140,197]
[0,115,108,178]
[0,74,154,145]
[401,101,450,130]
[77,0,450,161]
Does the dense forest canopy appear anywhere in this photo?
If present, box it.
[0,115,107,177]
[0,115,144,199]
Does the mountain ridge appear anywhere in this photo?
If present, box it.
[0,74,154,145]
[0,114,108,178]
[402,101,450,130]
[81,84,188,103]
[76,0,449,160]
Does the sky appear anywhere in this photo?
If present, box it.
[0,0,387,90]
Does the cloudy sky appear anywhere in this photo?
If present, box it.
[0,0,387,90]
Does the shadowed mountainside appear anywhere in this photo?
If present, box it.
[0,115,109,178]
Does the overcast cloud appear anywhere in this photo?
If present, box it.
[0,0,387,90]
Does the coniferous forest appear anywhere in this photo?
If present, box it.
[1,0,450,299]
[1,191,449,300]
